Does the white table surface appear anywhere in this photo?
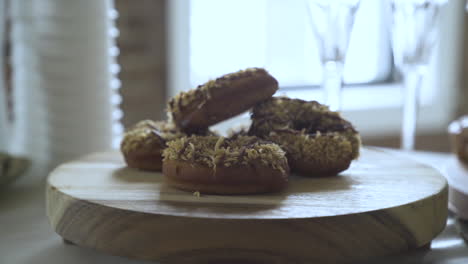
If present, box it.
[1,150,467,264]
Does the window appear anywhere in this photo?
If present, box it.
[167,0,466,137]
[190,0,392,87]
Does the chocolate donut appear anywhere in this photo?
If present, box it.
[120,120,185,171]
[249,97,361,177]
[168,68,278,133]
[162,135,289,194]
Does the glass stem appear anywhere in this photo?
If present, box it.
[0,0,7,153]
[322,61,344,111]
[401,68,423,151]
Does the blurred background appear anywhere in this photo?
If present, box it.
[1,0,467,164]
[167,0,466,152]
[128,0,465,152]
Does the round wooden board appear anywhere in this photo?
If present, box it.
[46,147,448,264]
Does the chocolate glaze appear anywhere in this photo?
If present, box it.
[251,97,358,136]
[168,68,277,133]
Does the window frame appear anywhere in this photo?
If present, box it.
[167,0,466,138]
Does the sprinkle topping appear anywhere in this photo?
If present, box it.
[163,135,288,173]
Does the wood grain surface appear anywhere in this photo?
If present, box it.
[46,147,448,264]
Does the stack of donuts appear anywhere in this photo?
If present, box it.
[121,68,361,194]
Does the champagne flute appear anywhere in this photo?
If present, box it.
[391,0,447,150]
[306,0,360,111]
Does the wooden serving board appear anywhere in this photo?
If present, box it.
[46,147,448,264]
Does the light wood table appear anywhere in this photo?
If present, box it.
[1,149,467,264]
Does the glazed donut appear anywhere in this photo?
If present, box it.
[168,68,278,133]
[249,97,361,177]
[120,120,185,171]
[162,135,289,194]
